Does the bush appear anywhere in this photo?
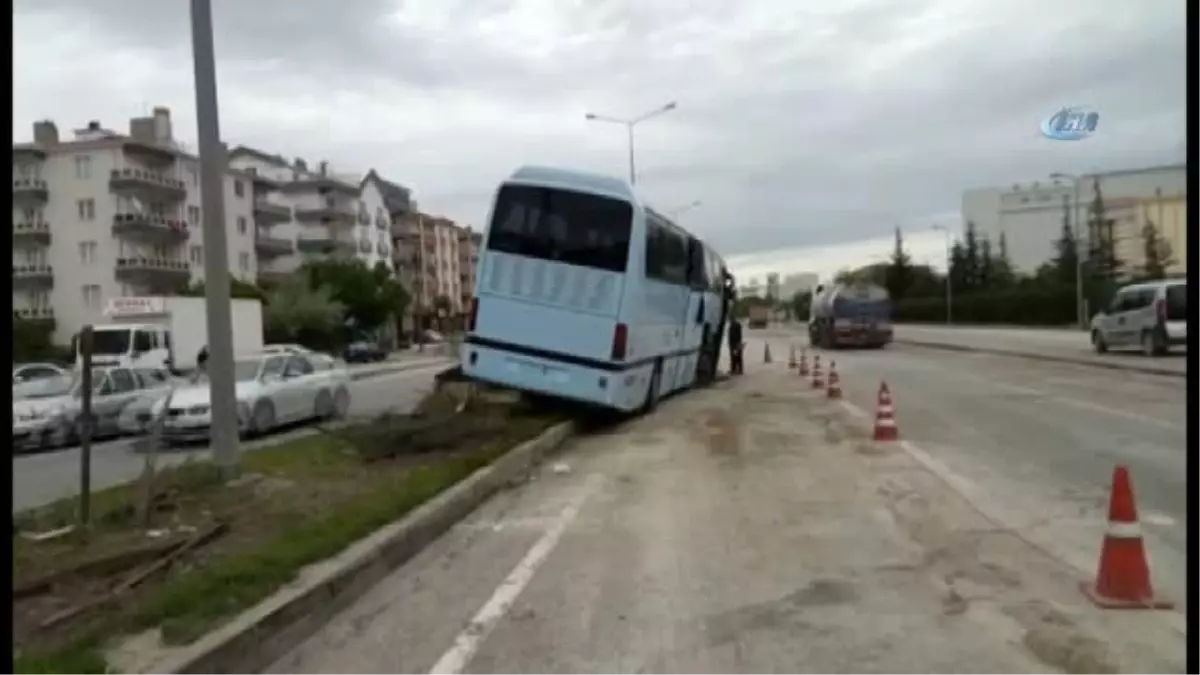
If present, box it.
[894,283,1077,326]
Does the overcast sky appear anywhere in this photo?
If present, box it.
[13,0,1186,279]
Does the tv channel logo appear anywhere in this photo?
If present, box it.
[1041,106,1100,141]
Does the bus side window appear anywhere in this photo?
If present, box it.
[134,330,153,354]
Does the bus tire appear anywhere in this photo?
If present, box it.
[640,361,662,415]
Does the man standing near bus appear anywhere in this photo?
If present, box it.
[728,317,744,375]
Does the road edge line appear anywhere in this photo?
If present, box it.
[894,338,1186,379]
[157,419,578,675]
[349,358,455,381]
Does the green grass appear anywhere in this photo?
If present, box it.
[14,415,558,674]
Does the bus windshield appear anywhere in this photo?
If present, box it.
[89,329,133,356]
[485,184,632,272]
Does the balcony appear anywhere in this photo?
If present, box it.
[296,234,355,255]
[109,167,187,201]
[13,264,54,289]
[114,257,191,285]
[294,203,356,225]
[13,178,49,202]
[253,199,292,224]
[13,145,47,162]
[122,139,178,166]
[357,209,370,226]
[376,214,389,230]
[254,234,295,257]
[112,213,190,243]
[13,306,55,327]
[13,221,51,246]
[376,241,389,256]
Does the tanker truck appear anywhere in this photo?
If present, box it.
[808,282,893,349]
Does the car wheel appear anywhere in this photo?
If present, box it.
[332,387,351,419]
[249,400,277,437]
[1091,330,1108,354]
[314,390,335,420]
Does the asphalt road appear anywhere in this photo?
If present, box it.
[754,327,1188,609]
[12,360,453,513]
[893,324,1188,376]
[270,335,1185,674]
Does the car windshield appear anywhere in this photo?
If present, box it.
[234,359,265,382]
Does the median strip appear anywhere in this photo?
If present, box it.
[13,384,574,674]
[894,337,1186,378]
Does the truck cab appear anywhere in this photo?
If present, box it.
[74,323,174,371]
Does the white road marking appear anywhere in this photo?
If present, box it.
[428,474,601,675]
[1141,510,1176,528]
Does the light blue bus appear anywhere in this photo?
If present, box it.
[461,165,733,414]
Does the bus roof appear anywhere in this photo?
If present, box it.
[505,165,635,203]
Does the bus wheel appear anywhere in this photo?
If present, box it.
[640,361,662,415]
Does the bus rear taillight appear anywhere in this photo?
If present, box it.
[467,297,479,332]
[611,323,628,361]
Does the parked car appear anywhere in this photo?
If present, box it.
[260,343,315,356]
[1090,279,1188,356]
[116,368,191,435]
[13,363,71,400]
[12,366,174,452]
[343,341,387,363]
[152,352,352,443]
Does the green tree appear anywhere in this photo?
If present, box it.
[948,241,968,293]
[978,236,995,289]
[263,279,345,350]
[1051,200,1079,286]
[180,278,268,303]
[962,221,981,290]
[990,232,1016,288]
[885,226,914,301]
[302,259,409,334]
[1086,177,1122,282]
[1139,220,1175,280]
[789,290,813,321]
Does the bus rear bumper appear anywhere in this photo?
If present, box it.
[460,343,645,412]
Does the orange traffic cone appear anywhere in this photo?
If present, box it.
[788,346,797,369]
[764,343,772,364]
[826,361,842,399]
[872,381,899,441]
[798,350,809,377]
[810,355,824,390]
[1081,466,1174,609]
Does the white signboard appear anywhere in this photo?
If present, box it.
[104,296,167,317]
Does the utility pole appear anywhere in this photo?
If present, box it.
[416,213,426,353]
[190,0,239,476]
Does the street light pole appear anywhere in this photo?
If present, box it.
[190,0,239,477]
[932,225,952,325]
[668,200,702,219]
[1051,172,1086,329]
[585,101,678,186]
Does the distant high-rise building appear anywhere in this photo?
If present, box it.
[765,273,781,300]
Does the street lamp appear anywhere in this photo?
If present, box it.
[585,101,678,185]
[667,200,701,219]
[1050,172,1086,329]
[190,0,240,476]
[931,225,953,325]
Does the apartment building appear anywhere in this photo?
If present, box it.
[390,211,478,316]
[12,108,257,343]
[227,147,396,281]
[962,163,1187,275]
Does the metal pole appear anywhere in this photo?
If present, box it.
[190,0,240,477]
[627,123,636,186]
[417,214,426,352]
[1073,178,1084,328]
[945,232,953,325]
[78,325,94,527]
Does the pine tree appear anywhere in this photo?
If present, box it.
[1052,197,1079,286]
[992,232,1015,287]
[978,237,995,290]
[949,241,968,292]
[1140,220,1175,280]
[885,226,914,301]
[1087,177,1122,281]
[963,221,980,290]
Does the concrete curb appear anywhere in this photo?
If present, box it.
[348,357,454,381]
[894,338,1186,379]
[156,419,578,675]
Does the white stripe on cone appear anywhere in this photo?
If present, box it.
[1107,521,1142,538]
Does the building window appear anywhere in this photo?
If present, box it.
[239,252,250,272]
[77,198,95,221]
[78,241,98,265]
[74,155,92,180]
[234,180,245,198]
[190,245,203,265]
[188,166,199,186]
[237,216,247,235]
[82,284,102,309]
[188,205,201,225]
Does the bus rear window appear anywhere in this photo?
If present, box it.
[485,184,632,273]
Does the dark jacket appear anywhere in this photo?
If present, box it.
[728,320,743,349]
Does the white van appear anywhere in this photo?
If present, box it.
[1090,279,1187,356]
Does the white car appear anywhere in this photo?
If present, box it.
[116,368,191,435]
[260,343,315,356]
[12,366,175,452]
[13,362,71,400]
[153,352,351,443]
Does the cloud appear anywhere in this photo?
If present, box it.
[14,0,1185,267]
